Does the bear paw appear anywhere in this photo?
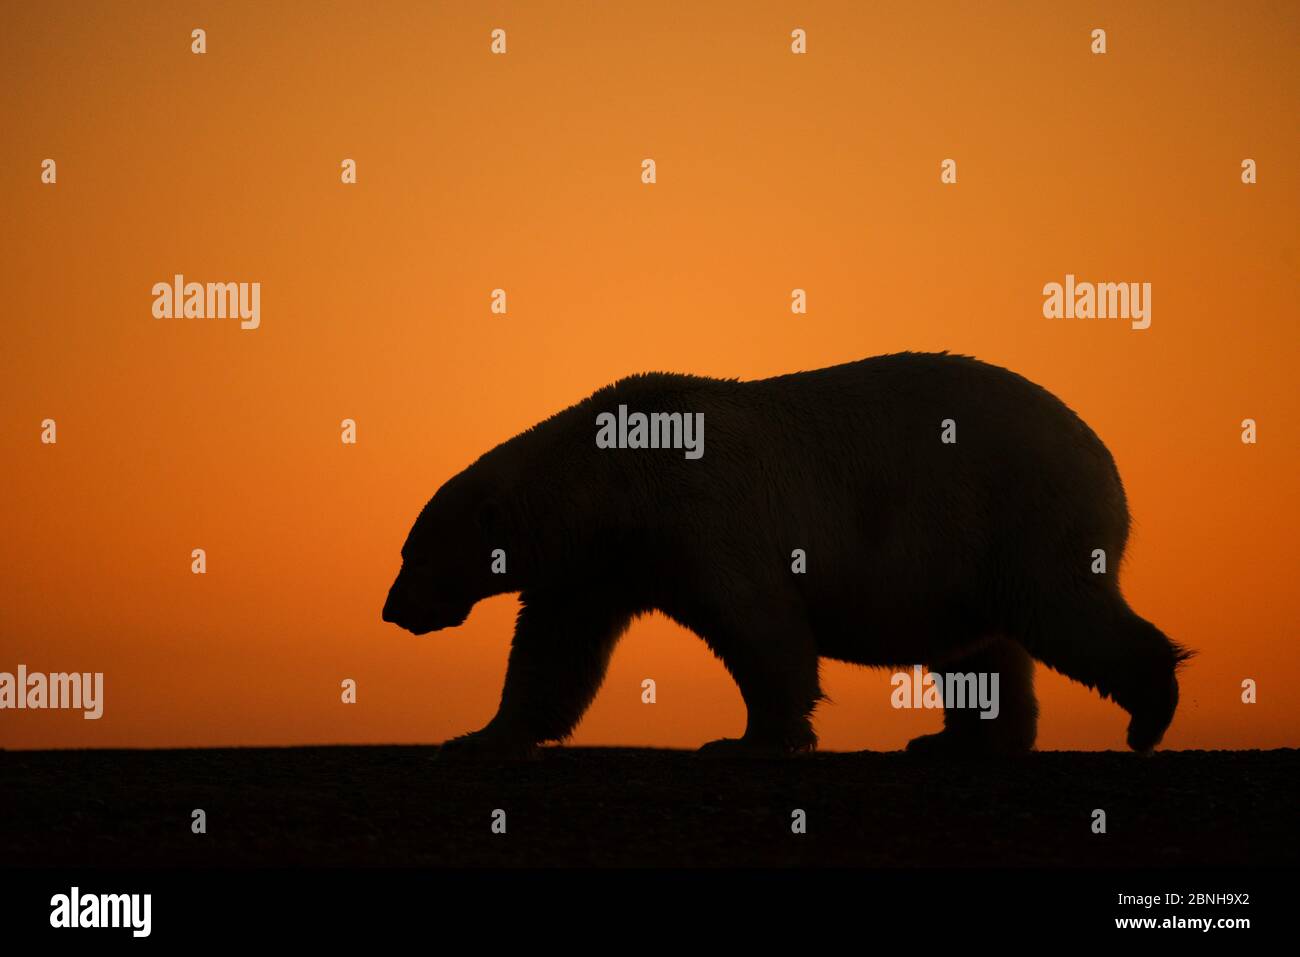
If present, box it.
[905,729,1033,757]
[696,734,815,759]
[437,728,540,763]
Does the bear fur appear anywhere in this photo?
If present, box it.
[382,352,1190,757]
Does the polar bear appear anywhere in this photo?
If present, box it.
[382,353,1190,757]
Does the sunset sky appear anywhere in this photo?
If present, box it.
[2,1,1296,751]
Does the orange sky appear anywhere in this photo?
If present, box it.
[2,1,1296,751]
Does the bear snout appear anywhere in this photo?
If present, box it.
[382,577,470,634]
[381,582,407,625]
[382,578,425,631]
[381,586,403,625]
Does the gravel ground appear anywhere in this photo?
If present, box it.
[2,746,1294,867]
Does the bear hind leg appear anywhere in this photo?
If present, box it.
[1015,593,1191,754]
[906,637,1038,756]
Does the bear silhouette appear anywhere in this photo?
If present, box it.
[383,352,1190,758]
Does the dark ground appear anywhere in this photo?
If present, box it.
[1,746,1295,867]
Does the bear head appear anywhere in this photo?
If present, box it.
[382,468,512,634]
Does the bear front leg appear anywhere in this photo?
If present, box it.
[695,599,822,758]
[439,592,633,761]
